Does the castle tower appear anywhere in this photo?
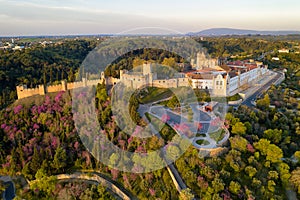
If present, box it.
[82,77,87,87]
[38,85,45,95]
[190,58,196,69]
[16,85,27,99]
[119,70,125,80]
[196,52,207,70]
[61,80,67,91]
[143,62,152,76]
[196,52,201,69]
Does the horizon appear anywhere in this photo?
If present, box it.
[1,0,300,36]
[1,27,300,38]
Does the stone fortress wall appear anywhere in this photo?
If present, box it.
[16,52,269,100]
[16,78,102,100]
[16,62,194,100]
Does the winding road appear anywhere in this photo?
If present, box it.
[28,171,136,200]
[0,176,15,200]
[241,71,283,107]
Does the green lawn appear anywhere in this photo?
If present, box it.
[227,93,242,101]
[196,133,206,137]
[209,129,225,142]
[196,139,210,145]
[139,87,173,104]
[145,112,177,142]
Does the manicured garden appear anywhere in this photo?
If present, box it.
[138,87,173,104]
[195,139,210,146]
[208,129,226,142]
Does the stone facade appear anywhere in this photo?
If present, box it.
[16,78,101,99]
[16,59,269,99]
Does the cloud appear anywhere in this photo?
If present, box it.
[0,0,187,35]
[0,0,299,35]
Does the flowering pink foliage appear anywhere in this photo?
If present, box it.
[74,141,79,150]
[14,105,23,114]
[247,143,255,153]
[194,122,203,130]
[45,95,51,105]
[111,169,119,180]
[128,136,133,144]
[132,164,144,173]
[0,87,133,179]
[51,136,59,148]
[136,145,146,153]
[211,117,225,127]
[133,126,143,136]
[103,100,110,107]
[221,192,231,200]
[149,188,156,196]
[2,162,10,168]
[197,176,208,190]
[174,123,189,133]
[123,174,131,188]
[130,173,137,181]
[145,173,153,182]
[33,123,40,130]
[54,91,64,102]
[118,139,126,149]
[161,114,170,123]
[82,151,91,166]
[1,123,7,129]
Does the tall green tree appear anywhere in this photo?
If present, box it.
[52,146,67,173]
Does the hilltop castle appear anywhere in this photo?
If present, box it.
[16,52,269,99]
[102,59,268,97]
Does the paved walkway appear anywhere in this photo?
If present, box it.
[29,171,135,200]
[149,105,229,150]
[142,109,188,194]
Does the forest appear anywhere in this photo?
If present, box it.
[0,39,100,109]
[0,36,299,199]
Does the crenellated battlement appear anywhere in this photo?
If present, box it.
[16,77,102,100]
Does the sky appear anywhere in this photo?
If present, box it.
[0,0,300,36]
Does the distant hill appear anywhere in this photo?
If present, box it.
[187,28,300,36]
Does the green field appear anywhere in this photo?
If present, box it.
[196,133,206,137]
[145,112,177,142]
[195,139,210,145]
[138,87,173,104]
[209,129,225,142]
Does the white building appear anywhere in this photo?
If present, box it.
[105,59,268,97]
[278,49,290,53]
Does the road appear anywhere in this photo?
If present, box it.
[0,176,15,200]
[241,72,282,107]
[28,171,135,200]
